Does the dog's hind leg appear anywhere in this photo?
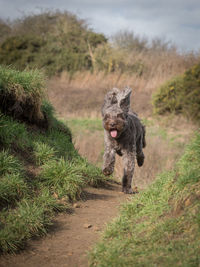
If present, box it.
[122,151,135,194]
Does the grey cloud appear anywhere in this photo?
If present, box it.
[0,0,200,51]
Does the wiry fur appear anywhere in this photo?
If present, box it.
[102,87,146,194]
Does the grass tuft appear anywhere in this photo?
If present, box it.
[0,173,28,206]
[0,150,23,176]
[39,158,85,201]
[33,141,57,166]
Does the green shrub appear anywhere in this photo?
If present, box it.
[153,63,200,122]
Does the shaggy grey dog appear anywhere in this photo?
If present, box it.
[102,87,146,194]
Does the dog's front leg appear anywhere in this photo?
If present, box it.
[122,151,135,194]
[102,144,116,176]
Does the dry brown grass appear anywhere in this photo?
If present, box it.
[47,49,198,119]
[72,130,104,167]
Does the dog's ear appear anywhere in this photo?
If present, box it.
[108,88,120,105]
[118,87,132,113]
[101,88,120,116]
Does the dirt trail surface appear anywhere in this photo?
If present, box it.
[1,182,130,267]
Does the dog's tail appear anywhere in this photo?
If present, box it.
[142,125,146,148]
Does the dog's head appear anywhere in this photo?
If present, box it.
[102,87,132,139]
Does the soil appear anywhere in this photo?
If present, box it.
[0,182,130,267]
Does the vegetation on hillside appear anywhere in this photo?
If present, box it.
[153,62,200,122]
[0,65,107,253]
[89,132,200,266]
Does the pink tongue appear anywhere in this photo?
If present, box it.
[110,130,117,138]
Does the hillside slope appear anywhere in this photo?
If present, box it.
[0,65,107,253]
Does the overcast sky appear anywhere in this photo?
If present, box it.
[0,0,200,52]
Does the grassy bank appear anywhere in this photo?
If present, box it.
[89,132,200,266]
[0,66,107,253]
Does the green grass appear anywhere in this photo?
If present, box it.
[0,150,23,175]
[0,112,30,148]
[0,65,45,95]
[66,118,103,134]
[89,133,200,267]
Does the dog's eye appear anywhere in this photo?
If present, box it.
[104,114,110,120]
[117,114,124,119]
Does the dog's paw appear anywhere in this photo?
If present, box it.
[136,153,145,167]
[102,167,113,176]
[122,187,138,194]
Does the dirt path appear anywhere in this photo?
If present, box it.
[1,182,130,267]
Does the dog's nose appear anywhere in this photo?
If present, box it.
[110,122,116,127]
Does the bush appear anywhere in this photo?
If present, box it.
[0,11,107,76]
[153,62,200,122]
